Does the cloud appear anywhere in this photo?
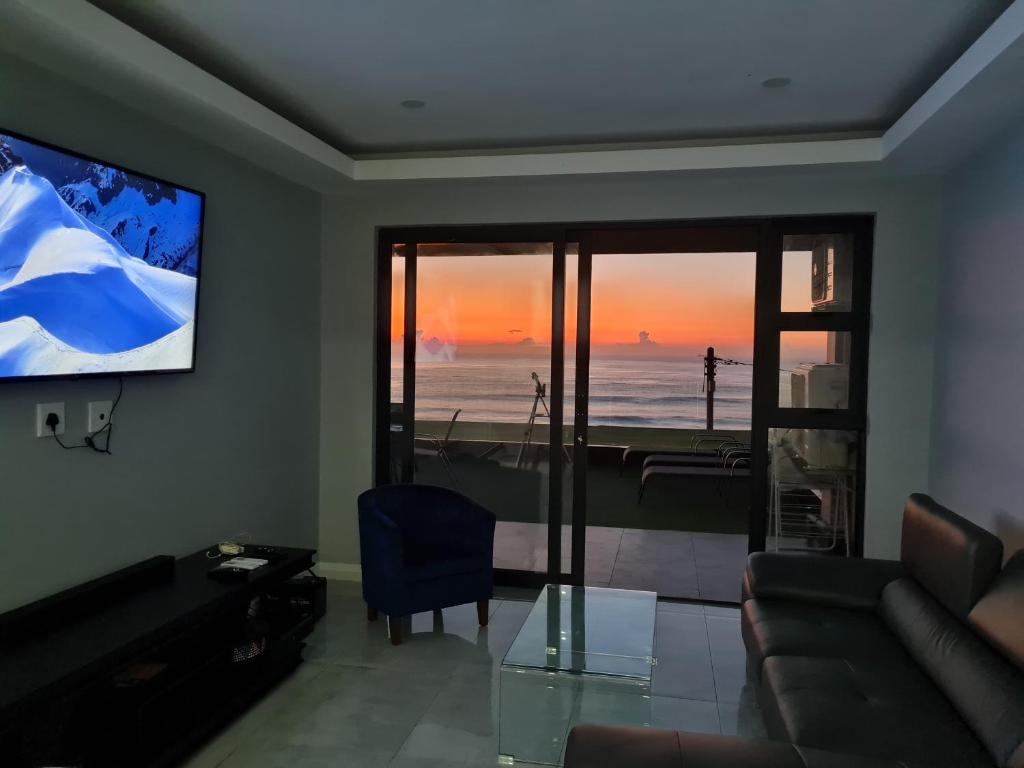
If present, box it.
[638,330,657,345]
[518,336,536,346]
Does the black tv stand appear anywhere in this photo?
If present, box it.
[0,545,318,768]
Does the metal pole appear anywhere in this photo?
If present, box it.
[705,346,716,431]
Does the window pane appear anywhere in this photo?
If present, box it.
[390,247,405,406]
[561,244,578,579]
[588,251,756,430]
[782,233,853,312]
[769,427,857,555]
[389,246,406,482]
[564,243,578,428]
[779,331,851,409]
[414,242,555,578]
[586,250,756,601]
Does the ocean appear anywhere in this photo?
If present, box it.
[395,355,757,430]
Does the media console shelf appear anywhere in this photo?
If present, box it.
[0,545,318,768]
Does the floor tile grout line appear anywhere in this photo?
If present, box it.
[690,536,704,600]
[607,526,625,587]
[700,612,725,734]
[652,691,720,704]
[388,665,467,763]
[610,526,625,584]
[488,597,505,619]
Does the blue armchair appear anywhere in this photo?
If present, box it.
[358,484,496,645]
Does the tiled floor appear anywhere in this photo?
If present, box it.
[182,582,765,768]
[494,523,748,602]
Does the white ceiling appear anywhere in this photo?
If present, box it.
[88,0,1011,155]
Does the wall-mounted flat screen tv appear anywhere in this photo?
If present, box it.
[0,128,204,381]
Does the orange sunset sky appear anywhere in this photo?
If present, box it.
[392,251,824,359]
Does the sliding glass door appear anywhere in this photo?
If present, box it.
[381,238,572,584]
[376,217,873,598]
[567,227,759,600]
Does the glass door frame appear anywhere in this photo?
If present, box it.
[374,215,875,588]
[375,227,571,587]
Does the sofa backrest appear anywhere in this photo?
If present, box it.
[900,493,1003,617]
[880,577,1024,768]
[357,483,495,550]
[970,551,1024,673]
[969,551,1024,767]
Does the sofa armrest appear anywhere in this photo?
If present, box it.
[564,726,899,768]
[742,552,905,611]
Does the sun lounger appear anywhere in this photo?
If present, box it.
[620,437,747,475]
[638,454,745,473]
[638,458,750,501]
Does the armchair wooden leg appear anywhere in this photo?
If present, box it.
[387,615,403,645]
[477,600,489,627]
[367,606,378,622]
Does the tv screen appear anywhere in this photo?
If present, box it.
[0,129,203,380]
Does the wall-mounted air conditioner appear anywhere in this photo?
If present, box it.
[789,364,851,468]
[790,364,849,410]
[811,240,853,312]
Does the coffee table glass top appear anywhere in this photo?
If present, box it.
[502,584,657,680]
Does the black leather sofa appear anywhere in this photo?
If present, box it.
[565,495,1024,767]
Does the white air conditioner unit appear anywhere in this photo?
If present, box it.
[811,243,835,305]
[789,364,851,468]
[790,364,849,410]
[811,240,853,311]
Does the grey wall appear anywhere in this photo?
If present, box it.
[319,167,942,565]
[930,118,1024,558]
[0,56,322,611]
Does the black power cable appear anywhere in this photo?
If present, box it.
[84,377,124,454]
[47,377,125,455]
[52,429,90,451]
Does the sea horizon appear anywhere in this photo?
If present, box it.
[395,352,759,430]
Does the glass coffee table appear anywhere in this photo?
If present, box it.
[498,584,657,765]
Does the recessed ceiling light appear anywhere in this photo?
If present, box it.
[400,99,426,109]
[761,77,791,89]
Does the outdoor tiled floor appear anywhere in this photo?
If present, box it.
[494,523,748,602]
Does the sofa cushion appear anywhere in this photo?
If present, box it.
[969,550,1024,673]
[742,599,902,673]
[900,493,1003,617]
[760,654,992,767]
[880,576,1024,768]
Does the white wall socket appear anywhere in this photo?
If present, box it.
[36,402,66,438]
[87,400,114,433]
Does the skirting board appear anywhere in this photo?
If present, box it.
[314,561,362,582]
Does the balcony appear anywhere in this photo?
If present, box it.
[402,420,751,602]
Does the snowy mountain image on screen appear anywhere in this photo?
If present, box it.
[0,137,200,377]
[58,163,201,276]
